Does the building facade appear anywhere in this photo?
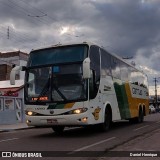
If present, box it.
[0,51,28,124]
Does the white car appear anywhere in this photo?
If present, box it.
[149,105,156,114]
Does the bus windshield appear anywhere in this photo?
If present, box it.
[28,45,88,67]
[25,45,88,104]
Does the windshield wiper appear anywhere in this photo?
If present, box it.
[52,83,67,101]
[36,78,50,102]
[36,78,67,102]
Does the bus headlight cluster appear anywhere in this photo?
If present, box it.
[25,111,37,116]
[27,111,33,116]
[67,108,88,115]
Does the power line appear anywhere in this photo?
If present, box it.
[0,24,50,52]
[8,0,53,25]
[7,0,83,36]
[20,0,48,16]
[0,25,35,45]
[0,0,57,42]
[1,0,82,38]
[0,0,46,26]
[19,0,57,22]
[28,14,47,18]
[0,0,86,52]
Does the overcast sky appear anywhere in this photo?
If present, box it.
[0,0,160,94]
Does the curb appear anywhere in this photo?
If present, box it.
[0,126,35,133]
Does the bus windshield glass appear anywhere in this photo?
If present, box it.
[25,45,88,104]
[28,45,88,67]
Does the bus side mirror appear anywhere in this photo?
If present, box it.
[10,66,24,85]
[83,58,91,79]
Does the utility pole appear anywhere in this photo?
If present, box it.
[7,26,9,39]
[153,77,159,111]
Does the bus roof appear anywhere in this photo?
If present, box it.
[30,41,94,52]
[30,41,146,76]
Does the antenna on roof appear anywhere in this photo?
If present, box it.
[122,56,133,59]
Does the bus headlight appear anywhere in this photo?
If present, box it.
[67,108,88,115]
[25,111,38,116]
[27,111,33,116]
[73,109,81,114]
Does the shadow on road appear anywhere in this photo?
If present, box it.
[31,120,146,138]
[30,114,159,138]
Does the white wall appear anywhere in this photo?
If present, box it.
[20,60,27,80]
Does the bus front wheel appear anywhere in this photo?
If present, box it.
[52,126,65,134]
[98,108,111,132]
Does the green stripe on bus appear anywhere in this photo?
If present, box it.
[114,81,131,119]
[48,103,75,109]
[48,104,65,109]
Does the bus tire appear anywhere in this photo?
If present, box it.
[52,126,65,134]
[131,107,144,123]
[99,107,111,132]
[137,107,144,123]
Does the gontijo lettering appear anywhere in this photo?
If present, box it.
[132,87,142,95]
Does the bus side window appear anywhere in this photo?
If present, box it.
[111,58,121,79]
[89,70,97,99]
[120,62,129,82]
[101,49,111,76]
[89,45,100,98]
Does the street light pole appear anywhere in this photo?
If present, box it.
[153,77,160,111]
[154,78,157,109]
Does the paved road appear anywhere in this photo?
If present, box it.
[0,113,160,159]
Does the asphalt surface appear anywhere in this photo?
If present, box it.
[0,113,160,160]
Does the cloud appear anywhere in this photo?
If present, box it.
[0,0,160,88]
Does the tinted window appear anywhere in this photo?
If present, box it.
[120,62,129,81]
[130,68,143,85]
[89,45,100,82]
[89,45,100,99]
[111,57,121,79]
[101,49,111,76]
[28,45,88,67]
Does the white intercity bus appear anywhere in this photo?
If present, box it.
[10,42,149,133]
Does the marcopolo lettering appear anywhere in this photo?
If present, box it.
[132,87,142,96]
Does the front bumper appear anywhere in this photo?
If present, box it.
[26,112,90,127]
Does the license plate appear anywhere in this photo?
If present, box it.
[47,119,58,124]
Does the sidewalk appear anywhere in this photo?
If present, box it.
[0,122,32,132]
[100,128,160,160]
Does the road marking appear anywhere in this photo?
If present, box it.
[0,138,19,143]
[133,125,149,131]
[72,137,116,152]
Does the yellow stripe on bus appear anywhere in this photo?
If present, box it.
[64,103,75,109]
[125,83,149,118]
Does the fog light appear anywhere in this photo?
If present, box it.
[81,117,88,122]
[27,111,33,116]
[26,120,31,124]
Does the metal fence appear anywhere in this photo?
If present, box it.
[0,96,25,124]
